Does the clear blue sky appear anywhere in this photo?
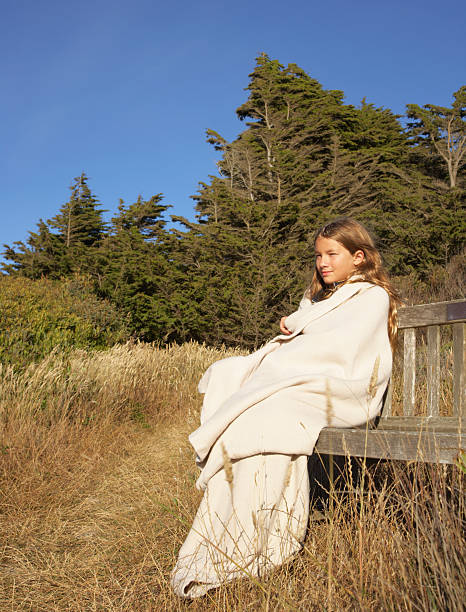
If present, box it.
[1,0,465,255]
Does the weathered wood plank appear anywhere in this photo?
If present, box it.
[427,325,440,417]
[315,428,465,464]
[453,322,465,417]
[374,416,464,432]
[398,299,466,329]
[381,379,392,418]
[403,328,416,416]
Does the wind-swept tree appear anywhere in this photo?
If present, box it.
[406,86,466,188]
[171,56,466,347]
[2,219,64,278]
[97,194,173,341]
[2,173,106,278]
[48,173,107,274]
[174,56,424,347]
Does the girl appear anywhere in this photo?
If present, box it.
[171,218,399,598]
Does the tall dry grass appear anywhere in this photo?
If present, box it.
[390,324,459,416]
[0,342,464,611]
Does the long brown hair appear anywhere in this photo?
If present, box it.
[307,218,401,351]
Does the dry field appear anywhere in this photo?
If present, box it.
[0,342,464,611]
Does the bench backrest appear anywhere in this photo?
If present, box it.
[382,299,466,419]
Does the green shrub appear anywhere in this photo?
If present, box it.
[0,275,130,367]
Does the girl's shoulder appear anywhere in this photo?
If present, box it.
[310,280,389,307]
[355,282,390,308]
[363,282,390,296]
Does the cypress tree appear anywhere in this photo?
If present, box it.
[97,194,173,341]
[48,173,107,275]
[2,220,64,278]
[406,86,466,189]
[2,173,106,278]
[172,55,463,348]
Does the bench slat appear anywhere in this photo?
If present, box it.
[315,428,465,464]
[382,378,393,417]
[403,328,416,416]
[427,325,440,416]
[398,299,466,329]
[453,322,465,417]
[374,416,464,432]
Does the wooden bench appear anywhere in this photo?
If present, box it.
[315,299,466,464]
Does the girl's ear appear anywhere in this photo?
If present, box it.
[353,249,365,267]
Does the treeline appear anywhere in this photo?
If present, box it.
[3,55,465,349]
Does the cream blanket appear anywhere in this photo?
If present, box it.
[171,282,391,597]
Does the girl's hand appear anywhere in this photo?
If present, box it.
[280,316,292,335]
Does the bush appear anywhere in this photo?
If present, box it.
[0,275,130,367]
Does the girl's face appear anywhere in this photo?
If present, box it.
[314,236,364,285]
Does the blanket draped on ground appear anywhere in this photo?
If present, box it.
[171,282,391,598]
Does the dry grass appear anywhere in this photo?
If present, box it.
[390,325,457,416]
[0,342,464,611]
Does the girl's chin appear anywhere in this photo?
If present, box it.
[322,275,344,285]
[322,275,354,285]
